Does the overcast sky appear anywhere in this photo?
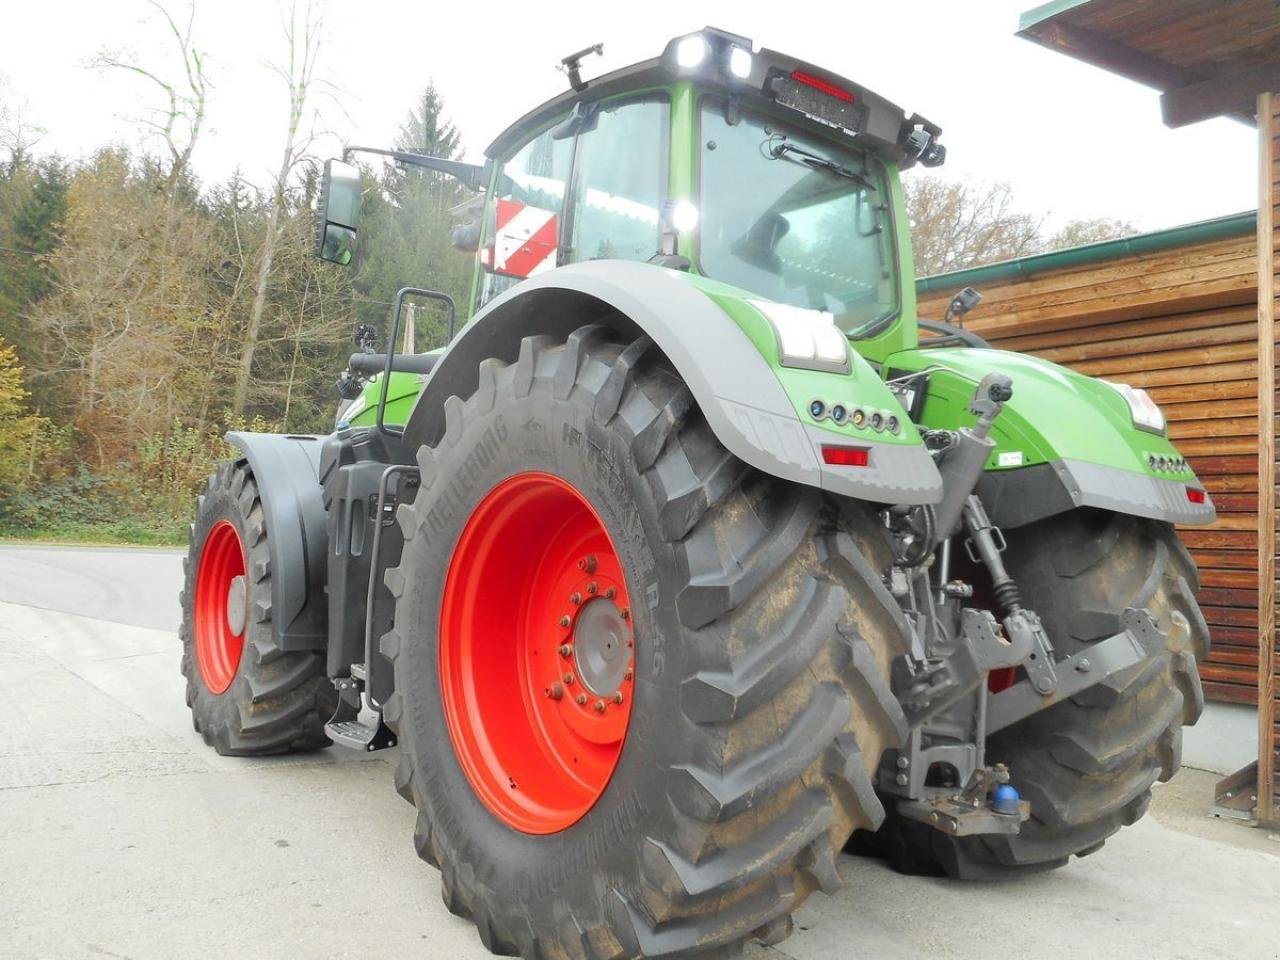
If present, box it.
[1,0,1258,233]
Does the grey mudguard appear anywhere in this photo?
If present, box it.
[224,431,329,652]
[977,458,1217,529]
[403,260,942,505]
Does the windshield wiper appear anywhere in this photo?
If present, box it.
[768,141,877,192]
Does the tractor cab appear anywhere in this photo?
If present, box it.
[317,28,945,367]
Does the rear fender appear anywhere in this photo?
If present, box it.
[224,432,329,653]
[402,260,942,505]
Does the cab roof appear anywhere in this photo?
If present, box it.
[485,28,945,170]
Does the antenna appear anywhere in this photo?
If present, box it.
[558,43,603,92]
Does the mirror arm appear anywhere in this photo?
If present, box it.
[341,146,490,191]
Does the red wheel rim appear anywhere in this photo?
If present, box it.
[194,520,248,695]
[440,472,637,834]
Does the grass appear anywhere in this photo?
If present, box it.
[0,520,187,547]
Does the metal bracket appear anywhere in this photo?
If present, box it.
[986,608,1170,735]
[898,793,1030,836]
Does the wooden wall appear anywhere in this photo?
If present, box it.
[917,226,1263,704]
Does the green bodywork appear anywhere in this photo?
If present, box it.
[348,75,1199,493]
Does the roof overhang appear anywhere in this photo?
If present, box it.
[1017,0,1280,127]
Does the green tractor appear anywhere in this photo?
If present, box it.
[180,28,1212,958]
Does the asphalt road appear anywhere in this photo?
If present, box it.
[2,543,1279,960]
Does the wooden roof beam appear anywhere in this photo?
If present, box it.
[1161,65,1280,128]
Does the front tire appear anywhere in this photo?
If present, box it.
[179,460,335,756]
[383,325,913,958]
[860,509,1208,878]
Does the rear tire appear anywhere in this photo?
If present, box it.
[856,508,1208,878]
[384,325,913,958]
[179,459,335,756]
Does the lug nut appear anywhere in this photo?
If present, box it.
[575,693,588,705]
[612,691,625,705]
[570,592,582,605]
[578,555,597,573]
[624,668,633,681]
[558,615,571,628]
[558,644,573,658]
[563,673,575,685]
[620,608,630,622]
[587,581,598,595]
[546,683,564,701]
[604,587,616,599]
[593,699,606,713]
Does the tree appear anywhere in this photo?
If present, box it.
[94,1,208,206]
[0,336,53,498]
[233,0,328,416]
[905,177,1043,277]
[1045,217,1137,250]
[905,175,1139,277]
[350,84,476,347]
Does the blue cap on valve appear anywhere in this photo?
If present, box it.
[993,783,1021,815]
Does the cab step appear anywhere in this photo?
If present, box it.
[325,675,397,752]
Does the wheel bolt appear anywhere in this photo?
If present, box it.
[587,581,598,595]
[620,608,630,621]
[593,699,606,713]
[575,693,588,705]
[558,644,573,658]
[558,615,571,628]
[604,587,616,600]
[624,668,633,681]
[570,592,582,606]
[579,555,597,573]
[612,691,624,705]
[563,673,575,685]
[546,683,563,701]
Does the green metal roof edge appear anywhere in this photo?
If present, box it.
[1017,0,1093,33]
[917,210,1256,295]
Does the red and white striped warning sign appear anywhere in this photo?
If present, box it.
[486,198,558,278]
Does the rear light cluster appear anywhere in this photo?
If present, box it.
[1147,453,1188,473]
[1186,487,1207,505]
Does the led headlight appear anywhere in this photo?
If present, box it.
[1105,380,1166,435]
[675,35,709,68]
[749,300,849,373]
[728,45,753,78]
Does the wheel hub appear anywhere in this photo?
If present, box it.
[226,575,248,637]
[572,598,630,696]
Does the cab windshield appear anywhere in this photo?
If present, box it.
[698,101,898,338]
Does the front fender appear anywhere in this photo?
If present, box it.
[404,260,942,505]
[885,347,1217,528]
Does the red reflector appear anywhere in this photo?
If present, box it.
[1186,487,1206,504]
[791,69,854,103]
[822,445,869,467]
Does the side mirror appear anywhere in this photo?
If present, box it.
[315,159,362,265]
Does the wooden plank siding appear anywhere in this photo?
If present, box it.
[917,225,1264,705]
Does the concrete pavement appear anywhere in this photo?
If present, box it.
[1,544,1278,960]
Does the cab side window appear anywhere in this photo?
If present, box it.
[565,99,668,264]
